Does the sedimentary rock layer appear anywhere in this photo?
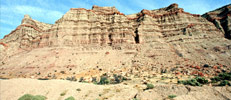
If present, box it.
[202,4,231,39]
[0,4,230,79]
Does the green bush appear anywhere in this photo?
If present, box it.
[18,94,46,100]
[112,74,127,84]
[113,74,122,84]
[195,77,208,84]
[179,72,231,86]
[146,83,154,89]
[211,76,221,83]
[219,80,231,86]
[210,72,231,85]
[178,77,208,86]
[98,76,110,85]
[218,72,231,80]
[168,95,177,99]
[65,96,75,100]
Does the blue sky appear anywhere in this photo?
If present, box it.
[0,0,230,39]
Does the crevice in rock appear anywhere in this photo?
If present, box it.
[221,20,231,39]
[108,34,113,46]
[134,28,140,44]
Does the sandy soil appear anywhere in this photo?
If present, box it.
[1,78,231,100]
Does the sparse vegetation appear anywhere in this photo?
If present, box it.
[195,76,208,84]
[146,83,154,89]
[178,76,208,86]
[211,72,231,86]
[219,80,231,86]
[211,76,221,83]
[98,76,110,85]
[112,74,127,84]
[96,74,127,85]
[217,72,231,80]
[179,72,231,86]
[66,76,77,81]
[168,95,177,99]
[65,96,75,100]
[18,94,46,100]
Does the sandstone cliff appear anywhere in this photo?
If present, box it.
[0,4,230,80]
[202,4,231,39]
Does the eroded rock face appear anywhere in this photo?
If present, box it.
[1,3,224,49]
[0,4,230,79]
[202,4,231,39]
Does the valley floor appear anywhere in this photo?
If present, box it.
[1,78,231,100]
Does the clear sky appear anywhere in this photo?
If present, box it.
[0,0,230,39]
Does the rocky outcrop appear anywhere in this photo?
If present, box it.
[1,3,224,49]
[202,4,231,39]
[127,3,221,43]
[0,4,230,79]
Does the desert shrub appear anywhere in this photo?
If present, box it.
[66,76,77,81]
[178,79,201,86]
[112,74,127,84]
[218,72,231,80]
[96,74,127,85]
[211,76,221,83]
[98,76,110,85]
[65,96,75,100]
[146,83,154,89]
[178,76,208,86]
[211,72,231,84]
[195,77,208,84]
[168,95,177,99]
[219,80,231,86]
[113,74,122,84]
[18,94,46,100]
[179,72,231,86]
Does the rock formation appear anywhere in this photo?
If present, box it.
[202,4,231,39]
[0,4,230,80]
